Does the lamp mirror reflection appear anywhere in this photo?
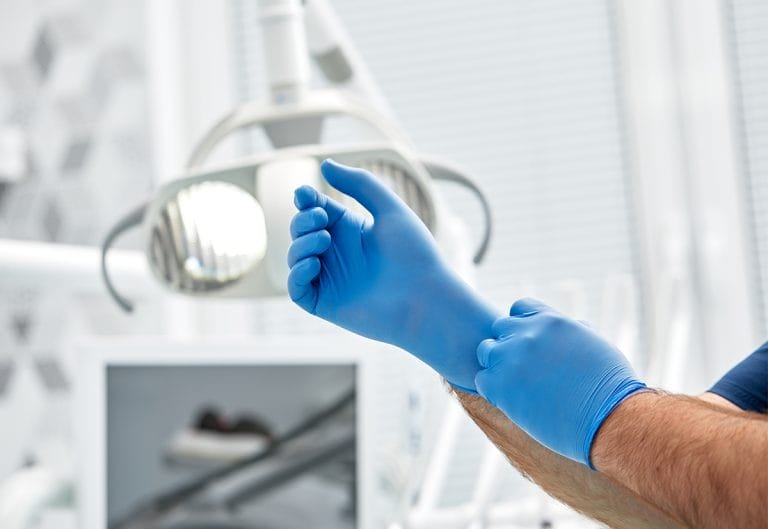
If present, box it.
[147,181,268,293]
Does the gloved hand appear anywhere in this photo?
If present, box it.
[287,159,498,392]
[475,298,647,467]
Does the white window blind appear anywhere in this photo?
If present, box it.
[729,0,768,335]
[234,0,640,325]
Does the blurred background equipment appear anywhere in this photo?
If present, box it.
[165,404,276,465]
[102,361,356,529]
[75,337,433,529]
[0,0,765,528]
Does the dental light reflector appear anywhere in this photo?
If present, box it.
[142,151,434,300]
[148,181,268,292]
[101,143,441,311]
[100,89,491,311]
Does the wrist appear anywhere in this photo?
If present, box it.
[400,269,500,391]
[399,268,488,348]
[590,389,662,472]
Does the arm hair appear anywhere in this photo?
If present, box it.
[591,391,768,529]
[453,390,686,529]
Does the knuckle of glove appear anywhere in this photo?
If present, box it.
[536,311,570,335]
[516,331,538,350]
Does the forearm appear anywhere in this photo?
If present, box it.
[454,390,684,529]
[592,391,768,529]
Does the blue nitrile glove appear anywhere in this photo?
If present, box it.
[474,298,647,467]
[287,159,498,392]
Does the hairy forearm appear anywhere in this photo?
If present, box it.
[592,391,768,529]
[454,390,684,529]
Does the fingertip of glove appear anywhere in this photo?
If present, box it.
[321,158,359,189]
[476,338,497,368]
[317,228,332,244]
[288,256,322,288]
[508,297,550,317]
[294,185,318,209]
[297,255,321,273]
[320,158,344,177]
[314,206,329,223]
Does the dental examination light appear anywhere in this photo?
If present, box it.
[100,0,492,312]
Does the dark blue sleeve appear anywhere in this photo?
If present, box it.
[709,342,768,413]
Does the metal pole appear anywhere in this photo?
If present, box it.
[258,0,311,104]
[0,239,155,297]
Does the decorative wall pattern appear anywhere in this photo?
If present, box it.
[0,0,154,477]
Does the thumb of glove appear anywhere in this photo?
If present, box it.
[508,297,552,317]
[321,159,405,217]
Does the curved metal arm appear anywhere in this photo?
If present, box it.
[101,204,147,313]
[184,91,423,171]
[421,157,493,264]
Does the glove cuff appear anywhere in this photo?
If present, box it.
[584,380,648,469]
